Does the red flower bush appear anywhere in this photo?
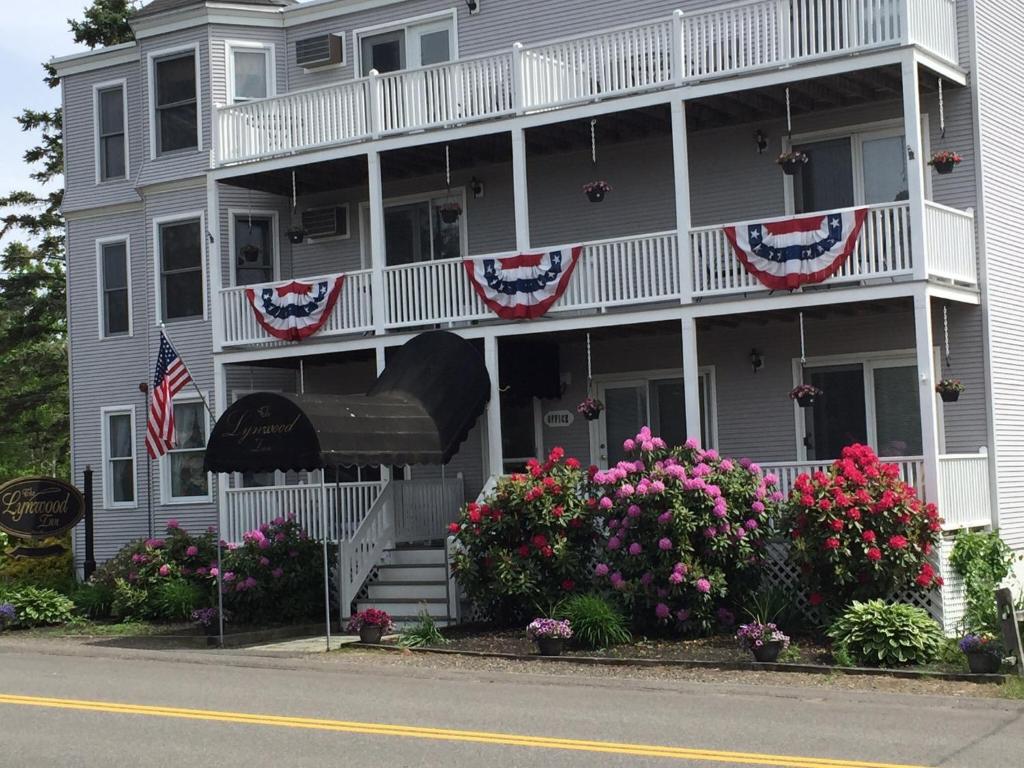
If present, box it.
[449,448,594,622]
[783,444,943,610]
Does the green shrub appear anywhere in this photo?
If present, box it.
[0,535,75,592]
[71,583,114,619]
[0,586,75,627]
[555,593,631,649]
[827,600,944,667]
[949,531,1018,635]
[110,578,149,620]
[153,578,206,621]
[398,610,447,648]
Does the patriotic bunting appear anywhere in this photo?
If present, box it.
[464,245,583,320]
[245,276,344,342]
[723,208,868,290]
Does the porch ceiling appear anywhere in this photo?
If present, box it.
[221,154,369,197]
[697,298,913,331]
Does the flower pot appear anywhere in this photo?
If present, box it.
[536,636,565,657]
[796,394,816,408]
[939,390,960,403]
[751,641,784,663]
[932,160,957,175]
[359,625,384,644]
[780,159,805,176]
[585,188,606,203]
[439,208,461,224]
[287,229,305,245]
[965,650,1002,674]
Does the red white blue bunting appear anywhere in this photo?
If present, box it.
[245,277,344,342]
[463,245,583,320]
[723,208,868,290]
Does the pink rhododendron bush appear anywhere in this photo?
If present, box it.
[782,444,943,611]
[450,448,595,622]
[592,429,782,633]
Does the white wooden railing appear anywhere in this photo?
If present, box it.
[691,202,914,297]
[937,451,992,530]
[764,456,926,499]
[215,3,958,165]
[393,476,465,543]
[340,482,395,618]
[924,201,976,285]
[220,269,374,347]
[383,231,679,329]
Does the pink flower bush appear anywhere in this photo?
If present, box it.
[592,427,779,633]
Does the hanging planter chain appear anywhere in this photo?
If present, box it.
[939,78,945,140]
[578,331,603,421]
[943,304,951,368]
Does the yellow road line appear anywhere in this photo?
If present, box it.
[0,693,926,768]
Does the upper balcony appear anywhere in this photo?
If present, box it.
[215,0,961,166]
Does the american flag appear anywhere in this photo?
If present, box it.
[145,332,192,459]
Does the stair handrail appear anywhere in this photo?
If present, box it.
[339,480,395,619]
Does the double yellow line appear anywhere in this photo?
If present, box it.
[0,693,925,768]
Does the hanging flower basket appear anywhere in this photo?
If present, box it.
[576,397,604,421]
[438,202,463,224]
[287,227,306,245]
[583,180,612,203]
[790,384,823,408]
[928,150,962,175]
[238,244,261,267]
[777,150,809,176]
[936,378,964,403]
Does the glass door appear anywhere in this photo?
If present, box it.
[596,381,649,467]
[871,363,921,457]
[804,364,868,460]
[793,137,855,214]
[861,133,908,204]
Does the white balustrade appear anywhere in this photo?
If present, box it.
[691,202,914,298]
[907,0,959,65]
[340,482,396,617]
[924,201,977,285]
[220,270,374,347]
[937,452,992,530]
[764,456,926,500]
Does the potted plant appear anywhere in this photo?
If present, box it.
[527,618,572,656]
[790,384,823,408]
[576,396,604,421]
[737,621,791,662]
[286,227,306,245]
[0,603,15,631]
[347,608,394,644]
[936,378,965,403]
[959,633,1003,674]
[438,201,463,224]
[582,180,612,203]
[191,607,225,638]
[777,150,809,176]
[928,150,962,175]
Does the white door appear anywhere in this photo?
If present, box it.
[595,381,648,468]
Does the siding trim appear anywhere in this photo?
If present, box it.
[95,233,134,340]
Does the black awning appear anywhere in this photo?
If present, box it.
[204,331,490,473]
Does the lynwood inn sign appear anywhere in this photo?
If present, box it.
[0,477,86,558]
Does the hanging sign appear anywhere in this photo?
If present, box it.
[464,245,582,320]
[723,209,867,290]
[245,276,345,342]
[0,477,85,540]
[543,411,575,428]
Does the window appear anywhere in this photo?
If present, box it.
[158,217,204,321]
[501,392,540,474]
[232,213,275,286]
[228,43,273,103]
[358,15,454,75]
[95,83,127,181]
[99,238,130,336]
[153,50,198,155]
[166,399,209,501]
[360,190,466,267]
[103,408,136,507]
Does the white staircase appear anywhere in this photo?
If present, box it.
[355,546,453,628]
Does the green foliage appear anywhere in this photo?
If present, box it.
[0,535,74,591]
[554,593,631,649]
[110,578,149,621]
[1000,678,1024,700]
[398,610,447,648]
[827,600,944,668]
[153,579,206,622]
[950,530,1018,635]
[0,585,75,627]
[70,583,114,619]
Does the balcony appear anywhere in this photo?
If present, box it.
[215,0,961,166]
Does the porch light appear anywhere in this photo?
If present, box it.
[750,348,764,373]
[466,0,480,14]
[754,129,768,154]
[470,176,485,198]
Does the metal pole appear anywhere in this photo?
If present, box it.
[160,323,216,421]
[139,382,154,538]
[320,469,331,652]
[216,533,224,649]
[82,466,96,580]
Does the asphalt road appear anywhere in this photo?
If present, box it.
[0,646,1021,768]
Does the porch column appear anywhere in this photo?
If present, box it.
[671,99,694,304]
[511,127,531,251]
[206,176,225,352]
[901,53,928,281]
[483,335,504,478]
[367,151,388,335]
[681,311,702,445]
[913,288,941,505]
[376,345,392,483]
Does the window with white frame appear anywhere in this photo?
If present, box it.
[99,238,130,336]
[95,82,127,181]
[228,42,273,103]
[103,408,136,507]
[232,213,276,286]
[153,50,199,155]
[358,13,454,75]
[360,189,466,267]
[158,217,204,321]
[165,398,209,501]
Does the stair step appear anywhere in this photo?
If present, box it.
[366,582,448,600]
[375,564,446,582]
[383,548,447,566]
[355,599,449,618]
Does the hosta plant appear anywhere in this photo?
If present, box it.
[828,600,944,667]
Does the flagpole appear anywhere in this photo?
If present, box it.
[159,323,216,421]
[139,382,154,539]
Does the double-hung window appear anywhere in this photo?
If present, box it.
[95,82,127,181]
[153,50,199,155]
[99,238,130,336]
[158,217,204,321]
[358,14,454,75]
[165,398,209,502]
[232,213,275,285]
[103,408,136,507]
[228,42,273,103]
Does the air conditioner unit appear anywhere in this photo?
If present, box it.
[301,206,349,239]
[295,33,345,69]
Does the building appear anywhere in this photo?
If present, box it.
[53,0,1024,626]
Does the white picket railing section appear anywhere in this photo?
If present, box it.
[924,201,976,285]
[220,269,374,347]
[691,202,914,297]
[393,476,465,543]
[215,3,959,165]
[383,232,679,329]
[764,456,926,499]
[340,482,396,618]
[937,452,992,530]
